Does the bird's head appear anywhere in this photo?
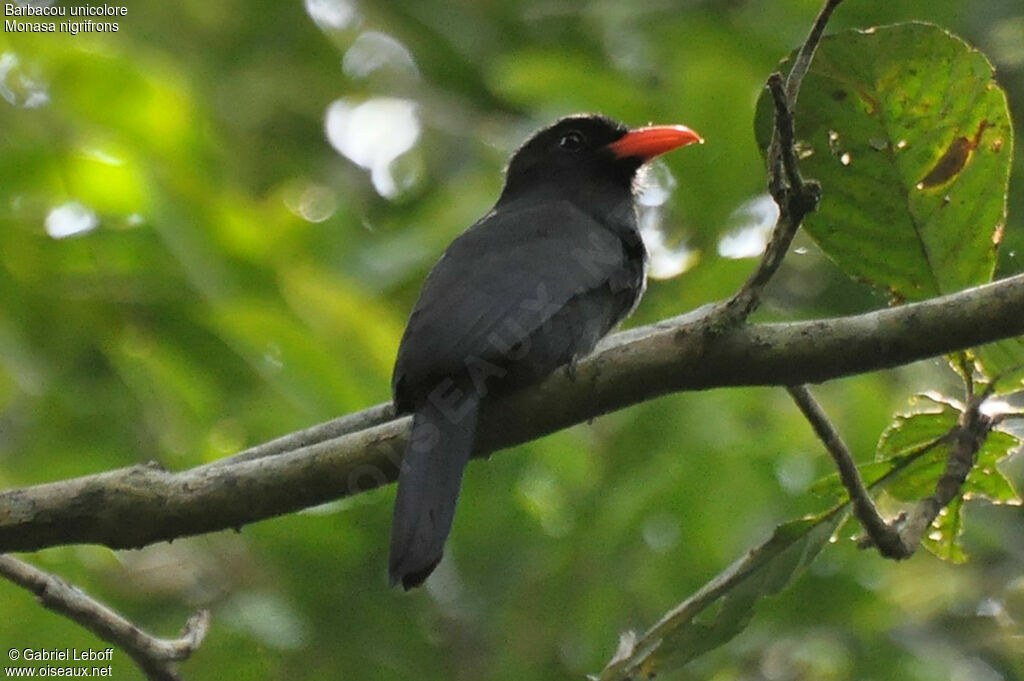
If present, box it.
[499,114,703,204]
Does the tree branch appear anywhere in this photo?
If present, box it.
[2,271,1024,553]
[786,385,909,557]
[0,555,209,681]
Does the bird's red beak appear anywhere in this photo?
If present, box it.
[607,124,704,161]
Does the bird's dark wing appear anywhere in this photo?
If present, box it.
[393,199,644,407]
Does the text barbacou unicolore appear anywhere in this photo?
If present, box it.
[4,3,127,34]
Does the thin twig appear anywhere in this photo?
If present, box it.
[722,86,816,321]
[720,1,844,323]
[786,386,911,558]
[725,74,822,320]
[992,411,1024,426]
[768,75,805,196]
[783,0,846,104]
[0,555,209,681]
[768,0,847,188]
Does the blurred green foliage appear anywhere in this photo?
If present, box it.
[1,1,1022,680]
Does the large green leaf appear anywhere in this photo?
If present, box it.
[755,22,1013,301]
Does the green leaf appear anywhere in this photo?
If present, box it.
[876,399,959,460]
[595,509,847,681]
[921,495,968,563]
[969,338,1024,391]
[967,429,1023,504]
[755,22,1014,300]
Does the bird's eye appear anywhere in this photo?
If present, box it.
[557,130,587,152]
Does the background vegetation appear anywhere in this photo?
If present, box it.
[1,0,1022,678]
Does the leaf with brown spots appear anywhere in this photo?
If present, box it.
[917,121,992,189]
[755,22,1014,301]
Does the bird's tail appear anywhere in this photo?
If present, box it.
[389,390,479,589]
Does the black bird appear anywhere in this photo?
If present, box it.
[389,114,702,589]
